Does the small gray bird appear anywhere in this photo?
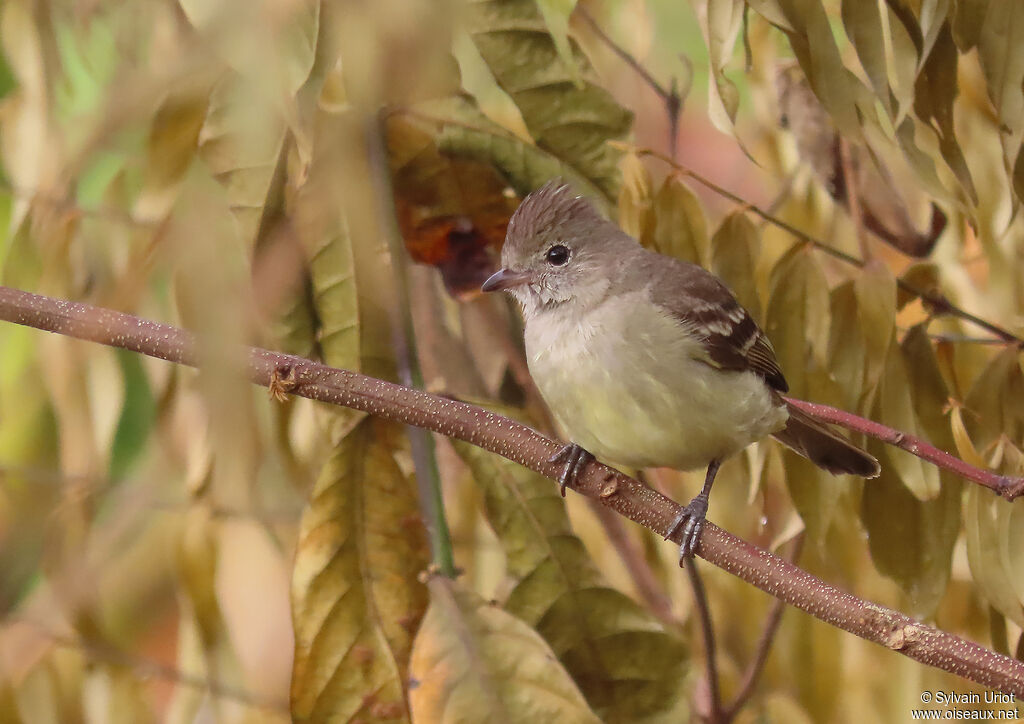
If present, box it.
[482,181,880,561]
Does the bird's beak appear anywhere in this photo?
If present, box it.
[481,268,532,292]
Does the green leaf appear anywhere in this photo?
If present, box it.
[409,577,602,724]
[642,176,710,267]
[291,418,430,723]
[466,0,633,200]
[711,211,762,321]
[451,440,688,724]
[107,349,156,482]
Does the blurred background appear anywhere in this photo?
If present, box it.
[0,0,1022,722]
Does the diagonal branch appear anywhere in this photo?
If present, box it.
[1,285,1023,696]
[784,397,1024,501]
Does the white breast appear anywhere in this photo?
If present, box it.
[523,290,787,470]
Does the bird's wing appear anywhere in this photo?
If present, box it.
[649,258,789,393]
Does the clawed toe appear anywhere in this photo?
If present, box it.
[548,443,593,497]
[665,497,709,564]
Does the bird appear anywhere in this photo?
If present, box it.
[481,181,880,562]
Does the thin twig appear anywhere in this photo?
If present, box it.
[576,6,683,158]
[576,5,672,101]
[685,559,724,724]
[1,285,1023,695]
[838,138,870,261]
[631,145,1024,345]
[783,396,1024,500]
[724,534,804,720]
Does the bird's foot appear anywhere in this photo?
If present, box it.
[664,495,709,564]
[548,443,593,497]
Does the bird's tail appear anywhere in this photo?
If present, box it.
[771,401,880,478]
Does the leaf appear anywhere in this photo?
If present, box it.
[291,135,360,374]
[950,0,986,51]
[859,325,960,617]
[197,74,288,245]
[133,85,211,223]
[827,281,865,410]
[179,0,318,96]
[853,261,896,396]
[841,0,918,120]
[976,3,1024,172]
[616,152,653,240]
[466,0,633,200]
[872,336,941,501]
[710,211,762,321]
[451,440,688,723]
[386,110,520,299]
[291,418,430,723]
[412,95,610,211]
[408,577,601,724]
[765,244,831,399]
[641,176,710,267]
[914,23,977,204]
[699,0,745,140]
[895,262,941,310]
[535,0,580,83]
[107,349,156,482]
[964,346,1024,450]
[965,485,1024,629]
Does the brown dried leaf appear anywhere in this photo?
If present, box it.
[291,418,429,723]
[387,111,519,299]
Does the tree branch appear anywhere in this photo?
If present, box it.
[1,285,1023,696]
[784,397,1024,501]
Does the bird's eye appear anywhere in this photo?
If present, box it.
[545,244,570,266]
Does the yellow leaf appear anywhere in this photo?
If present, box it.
[452,440,688,723]
[291,418,429,723]
[854,261,896,394]
[765,245,830,398]
[712,211,762,322]
[409,577,601,724]
[642,176,710,267]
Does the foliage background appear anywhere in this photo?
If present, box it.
[0,0,1022,722]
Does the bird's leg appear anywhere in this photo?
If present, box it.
[664,459,721,563]
[548,443,594,497]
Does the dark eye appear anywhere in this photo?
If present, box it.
[545,244,570,266]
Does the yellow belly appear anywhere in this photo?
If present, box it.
[524,294,787,470]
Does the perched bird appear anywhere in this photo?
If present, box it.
[482,181,880,561]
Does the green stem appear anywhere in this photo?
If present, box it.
[365,114,457,578]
